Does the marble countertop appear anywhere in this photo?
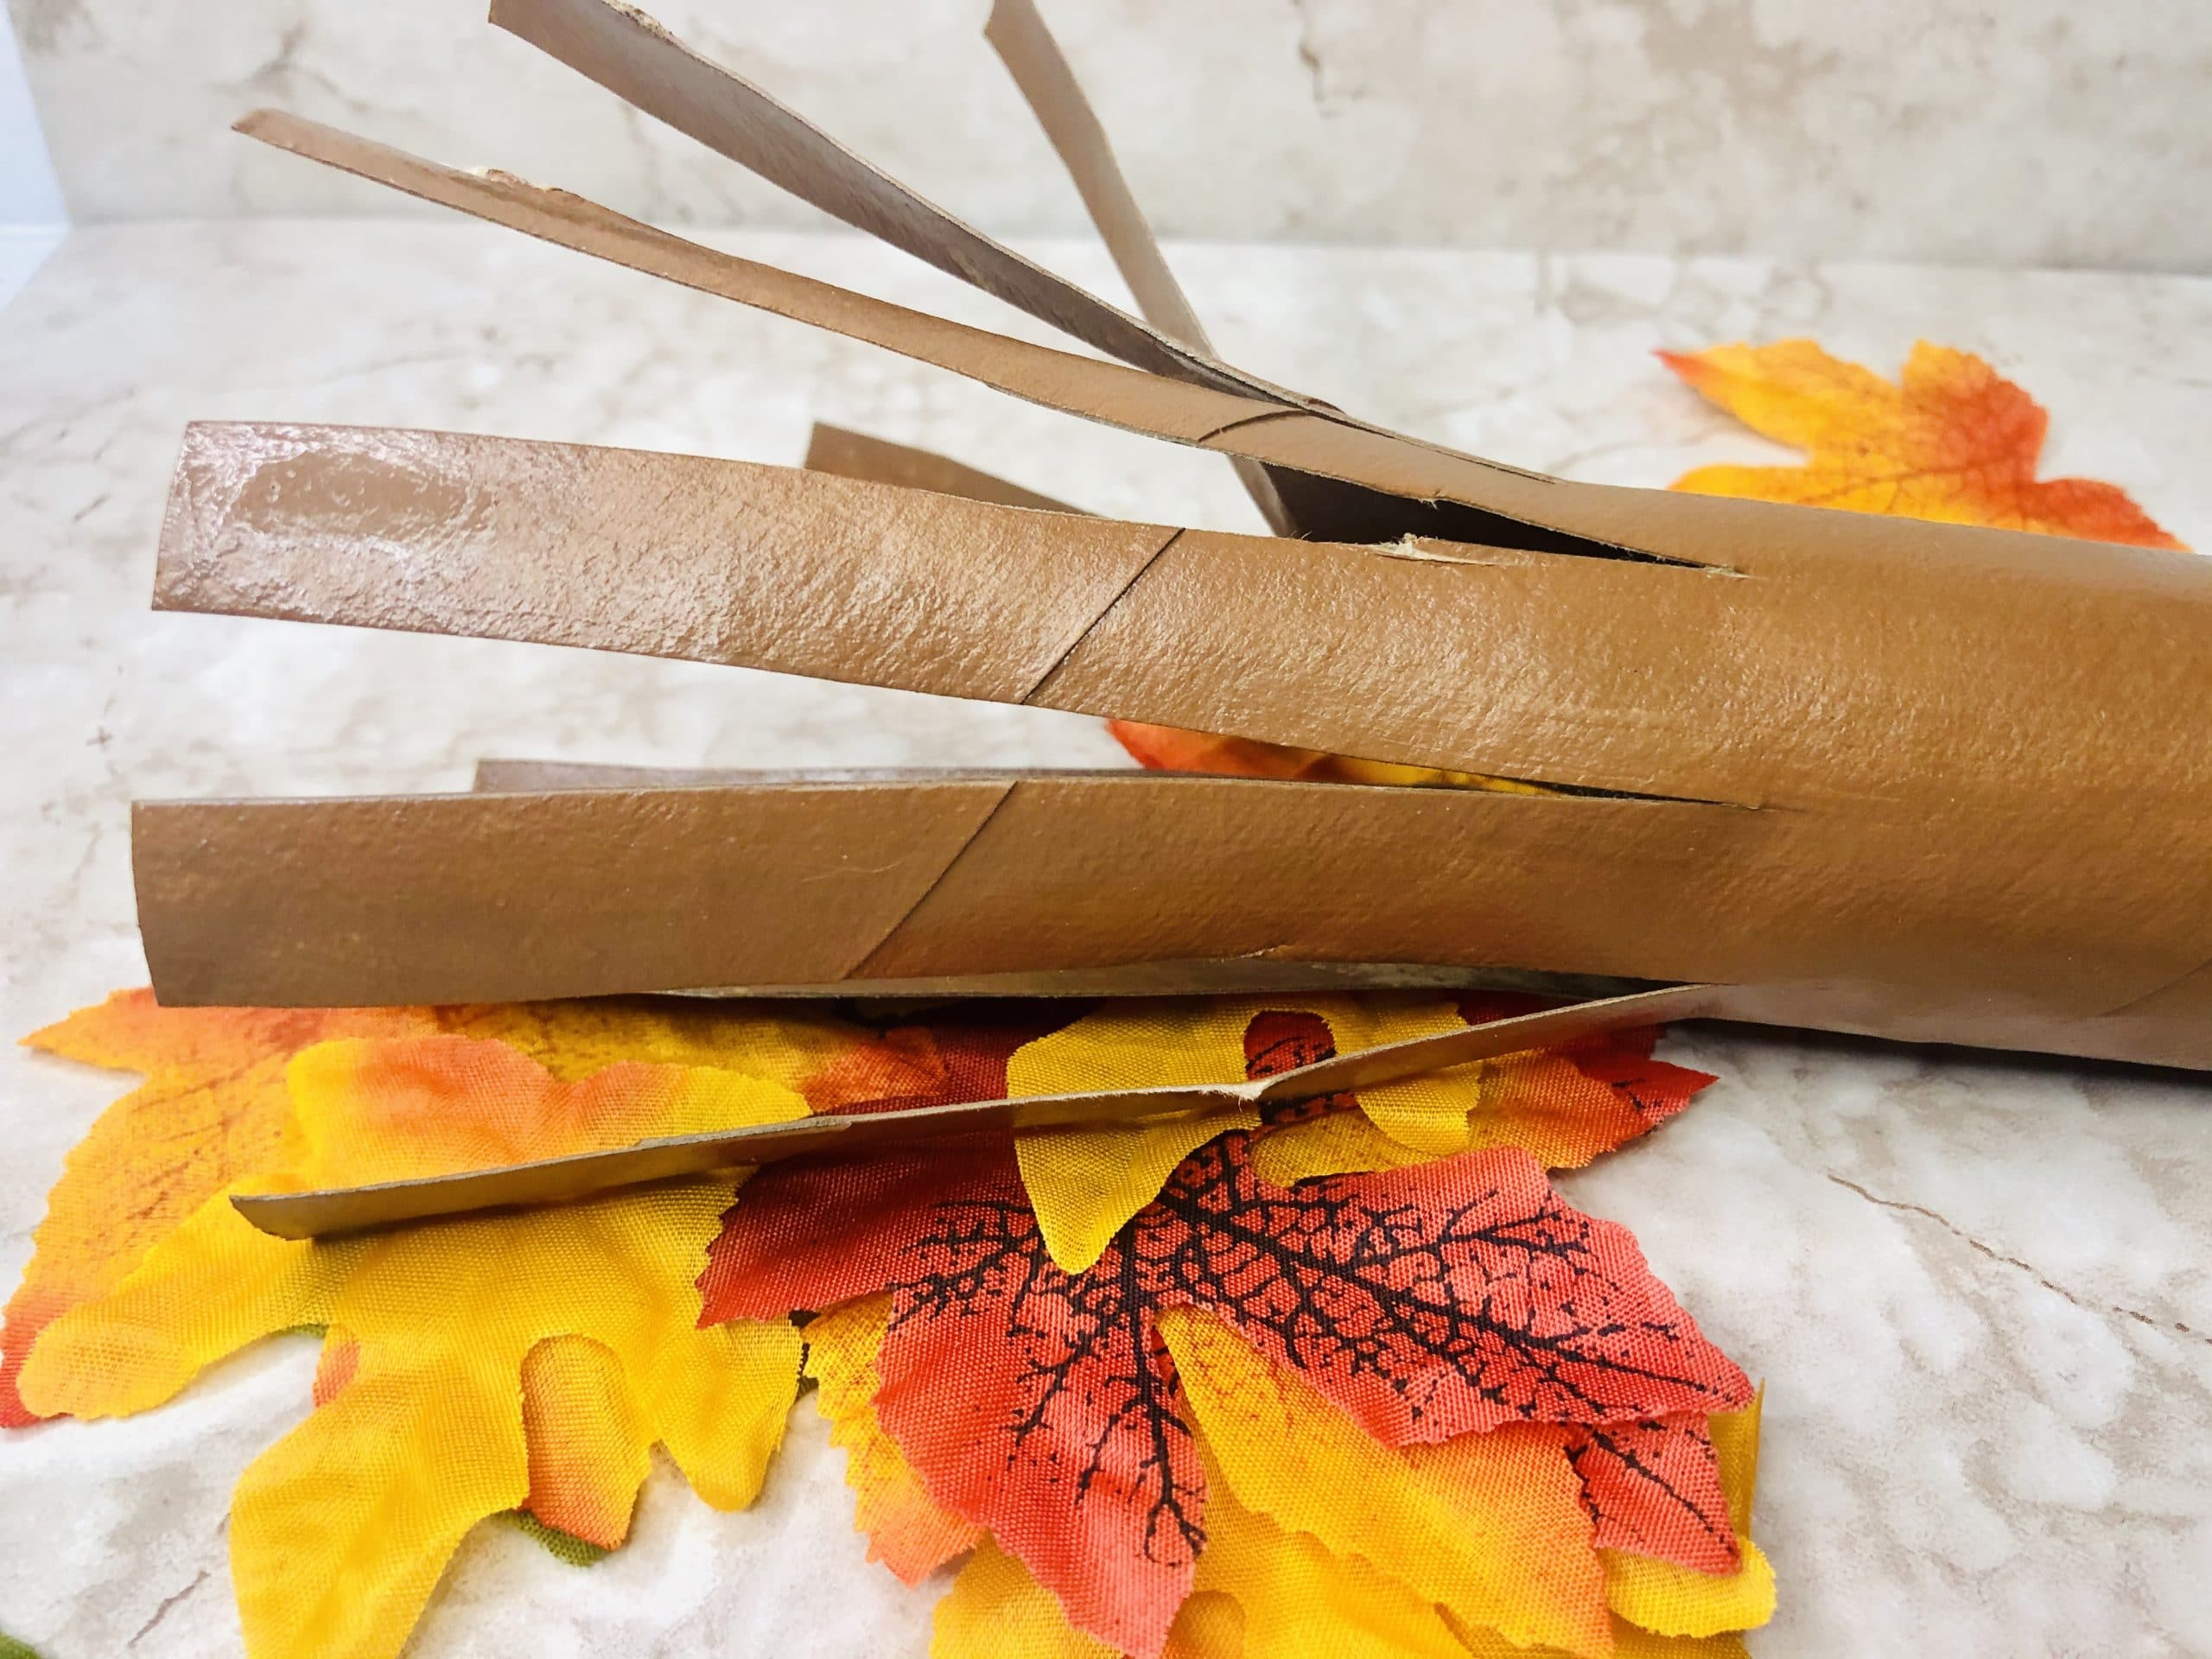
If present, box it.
[2,218,2209,1657]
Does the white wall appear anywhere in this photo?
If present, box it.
[6,0,2210,273]
[0,3,64,308]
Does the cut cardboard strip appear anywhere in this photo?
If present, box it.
[982,0,1292,533]
[132,773,1732,1007]
[804,422,1078,514]
[238,104,2212,582]
[984,0,1213,353]
[228,113,1253,448]
[472,759,1075,791]
[227,111,1657,555]
[152,419,2211,821]
[488,0,1263,396]
[229,985,1721,1239]
[156,420,1194,710]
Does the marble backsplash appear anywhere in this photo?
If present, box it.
[9,0,2211,271]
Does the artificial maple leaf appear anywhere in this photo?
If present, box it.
[1107,720,1547,793]
[1106,717,1574,810]
[925,1478,1753,1659]
[1662,339,2183,548]
[1004,995,1476,1272]
[3,992,865,1426]
[16,1033,817,1659]
[800,1003,1077,1116]
[1143,1132,1746,1439]
[702,1014,1746,1655]
[930,1313,1751,1658]
[1001,995,1713,1269]
[1600,1390,1775,1640]
[3,991,438,1425]
[804,1294,982,1583]
[1160,1302,1610,1654]
[1566,1417,1738,1574]
[1249,997,1713,1185]
[430,993,863,1077]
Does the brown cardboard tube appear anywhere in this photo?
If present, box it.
[156,15,2212,1080]
[144,418,2212,1065]
[134,771,2212,1069]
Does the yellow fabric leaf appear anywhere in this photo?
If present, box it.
[1156,1306,1611,1656]
[1603,1390,1775,1638]
[1608,1625,1751,1658]
[1452,1614,1751,1657]
[804,1294,982,1582]
[440,995,863,1084]
[1190,1447,1468,1659]
[18,1192,354,1419]
[283,1034,808,1184]
[232,1342,528,1655]
[1248,1107,1430,1185]
[1161,1590,1245,1659]
[3,992,435,1424]
[20,1035,810,1659]
[1713,1385,1764,1535]
[1253,1033,1702,1186]
[931,1537,1249,1659]
[634,1314,807,1514]
[931,1536,1116,1659]
[1007,996,1472,1272]
[1605,1541,1776,1642]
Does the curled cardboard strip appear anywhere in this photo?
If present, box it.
[231,984,1719,1237]
[133,0,2212,1072]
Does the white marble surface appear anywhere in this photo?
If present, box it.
[2,219,2211,1656]
[10,0,2212,270]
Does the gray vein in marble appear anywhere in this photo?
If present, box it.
[1827,1172,2211,1351]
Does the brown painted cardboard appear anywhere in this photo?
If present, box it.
[231,985,1719,1238]
[980,0,1291,534]
[804,423,1077,515]
[122,0,2212,1080]
[136,764,2209,1070]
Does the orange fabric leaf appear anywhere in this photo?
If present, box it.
[518,1335,653,1551]
[1662,339,2183,548]
[3,992,437,1424]
[1252,1000,1713,1185]
[1107,720,1548,793]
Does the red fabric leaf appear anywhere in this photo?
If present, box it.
[700,1004,1746,1654]
[701,1141,1019,1319]
[703,1139,1201,1655]
[799,1005,1075,1116]
[875,1192,1203,1653]
[1566,1414,1741,1574]
[1139,1135,1747,1443]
